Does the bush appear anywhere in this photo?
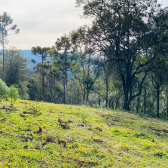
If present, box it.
[8,85,19,103]
[80,110,90,123]
[0,78,9,99]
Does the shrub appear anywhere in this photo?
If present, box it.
[0,78,9,99]
[80,110,90,123]
[8,85,19,103]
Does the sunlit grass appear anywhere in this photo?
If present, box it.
[0,99,168,167]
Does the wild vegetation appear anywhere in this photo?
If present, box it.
[0,0,168,166]
[0,99,168,167]
[1,0,168,118]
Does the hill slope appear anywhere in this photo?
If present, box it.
[0,100,168,167]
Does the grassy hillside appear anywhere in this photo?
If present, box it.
[0,100,168,167]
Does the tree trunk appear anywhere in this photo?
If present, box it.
[2,40,5,82]
[124,86,130,111]
[143,88,146,114]
[105,76,109,108]
[123,65,131,111]
[63,79,66,104]
[42,57,45,101]
[2,21,5,82]
[156,83,160,118]
[166,87,168,115]
[65,67,68,104]
[98,96,101,107]
[136,96,140,113]
[86,83,89,105]
[82,88,86,105]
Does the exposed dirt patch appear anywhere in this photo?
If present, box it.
[112,118,120,122]
[78,123,85,127]
[163,129,168,133]
[93,139,104,143]
[34,127,42,135]
[1,118,6,122]
[108,123,115,127]
[95,127,103,131]
[155,132,167,136]
[149,127,163,132]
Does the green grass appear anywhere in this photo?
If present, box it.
[0,99,168,167]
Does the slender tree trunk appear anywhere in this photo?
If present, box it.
[115,99,119,109]
[105,76,109,108]
[143,88,146,114]
[62,66,67,104]
[86,83,89,105]
[166,87,168,115]
[1,21,5,82]
[63,78,66,104]
[124,86,130,111]
[123,67,130,111]
[82,88,86,105]
[156,83,160,118]
[136,96,140,113]
[98,96,101,107]
[2,36,5,82]
[65,68,67,104]
[42,57,45,101]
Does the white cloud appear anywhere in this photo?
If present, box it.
[0,0,168,50]
[0,0,87,50]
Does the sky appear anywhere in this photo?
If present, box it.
[0,0,168,50]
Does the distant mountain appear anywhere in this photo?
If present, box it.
[1,49,73,78]
[21,50,41,69]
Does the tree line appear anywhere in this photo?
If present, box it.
[1,0,168,118]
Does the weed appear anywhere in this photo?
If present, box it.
[79,110,90,123]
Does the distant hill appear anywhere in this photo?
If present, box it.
[0,50,39,69]
[21,50,42,69]
[22,50,73,78]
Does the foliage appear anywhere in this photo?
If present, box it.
[79,110,90,123]
[1,2,168,120]
[0,78,8,99]
[0,47,29,99]
[75,0,168,111]
[8,85,19,103]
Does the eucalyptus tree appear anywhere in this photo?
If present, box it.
[76,0,164,111]
[0,12,19,81]
[31,46,50,101]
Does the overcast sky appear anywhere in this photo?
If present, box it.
[0,0,168,50]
